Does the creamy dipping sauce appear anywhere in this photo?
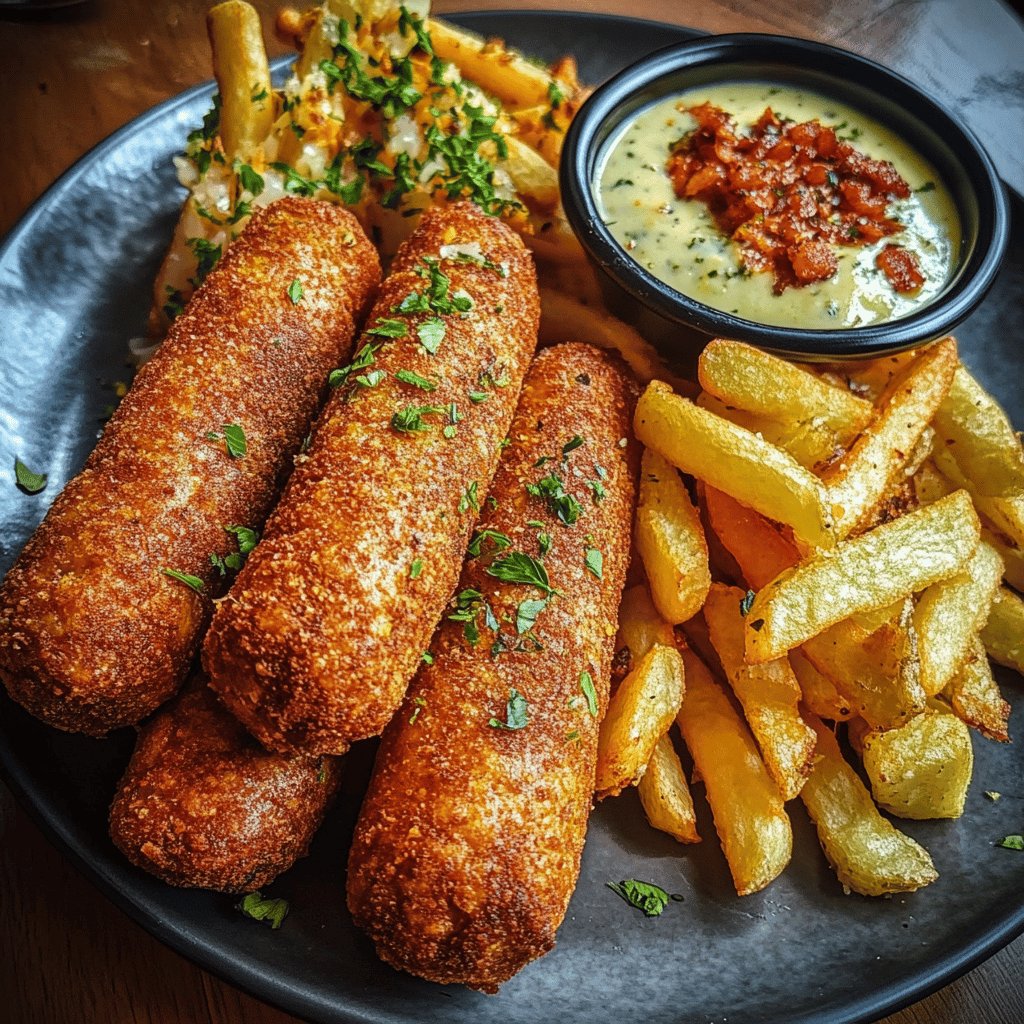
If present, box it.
[596,82,961,329]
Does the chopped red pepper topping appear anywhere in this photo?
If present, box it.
[666,103,923,295]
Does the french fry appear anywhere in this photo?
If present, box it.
[982,529,1024,592]
[635,382,836,549]
[799,714,938,896]
[698,339,873,442]
[537,289,693,394]
[823,338,957,539]
[789,649,852,721]
[944,636,1011,742]
[635,450,711,624]
[704,584,816,801]
[495,136,559,211]
[838,349,917,402]
[980,586,1024,675]
[701,485,800,589]
[616,584,674,667]
[913,541,1003,696]
[850,710,974,819]
[696,392,841,470]
[207,1,275,161]
[744,490,980,664]
[596,644,685,799]
[933,446,1024,549]
[932,364,1024,498]
[637,732,701,844]
[676,648,792,896]
[427,17,555,108]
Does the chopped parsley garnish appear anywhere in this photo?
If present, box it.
[562,435,585,455]
[585,547,603,580]
[367,317,408,339]
[398,4,434,54]
[237,891,289,930]
[270,162,320,198]
[486,551,555,594]
[458,481,480,514]
[996,835,1024,850]
[211,524,259,576]
[740,589,756,616]
[915,181,936,193]
[287,279,304,305]
[417,318,446,354]
[527,472,583,526]
[234,161,265,197]
[160,567,204,594]
[515,597,547,635]
[580,670,599,716]
[251,86,268,102]
[548,79,566,108]
[222,423,247,459]
[588,479,607,503]
[489,687,529,730]
[409,558,423,580]
[391,404,447,433]
[449,588,488,646]
[13,457,46,494]
[420,651,434,665]
[467,528,512,558]
[468,391,489,404]
[354,369,385,389]
[409,695,427,724]
[537,531,552,556]
[163,286,186,321]
[394,368,437,391]
[330,20,422,117]
[329,343,376,389]
[607,879,672,917]
[186,237,222,288]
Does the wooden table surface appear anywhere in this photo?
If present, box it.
[2,2,1023,1023]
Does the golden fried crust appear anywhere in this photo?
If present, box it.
[347,343,639,993]
[109,681,340,892]
[203,203,540,755]
[0,199,380,736]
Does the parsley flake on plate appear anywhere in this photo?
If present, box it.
[606,879,675,917]
[237,891,289,930]
[13,457,46,494]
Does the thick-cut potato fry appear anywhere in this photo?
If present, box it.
[933,446,1024,549]
[538,289,693,393]
[789,649,852,721]
[704,584,815,801]
[616,584,674,668]
[838,350,918,402]
[944,636,1011,742]
[983,529,1024,592]
[595,644,684,798]
[980,586,1024,675]
[635,382,835,549]
[702,485,800,589]
[744,490,980,664]
[914,541,1003,696]
[698,339,873,441]
[496,136,559,211]
[801,616,926,730]
[636,449,711,624]
[850,710,973,819]
[207,1,274,161]
[676,648,792,896]
[696,392,840,469]
[799,714,938,896]
[637,732,701,844]
[823,338,957,539]
[427,17,555,108]
[932,364,1024,499]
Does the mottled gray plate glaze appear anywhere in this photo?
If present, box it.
[1,12,1022,1024]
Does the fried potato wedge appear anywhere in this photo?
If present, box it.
[852,710,974,819]
[636,449,711,624]
[944,636,1011,742]
[696,392,840,470]
[980,586,1024,676]
[637,732,701,844]
[789,649,853,722]
[635,382,835,549]
[596,644,685,798]
[932,364,1024,499]
[677,648,792,896]
[495,135,559,211]
[704,584,816,801]
[698,339,873,442]
[616,583,675,668]
[933,447,1024,549]
[914,541,1003,696]
[823,338,957,539]
[744,490,980,664]
[799,714,938,896]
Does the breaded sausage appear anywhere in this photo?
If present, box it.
[203,203,540,755]
[109,681,340,892]
[347,343,639,992]
[0,199,380,735]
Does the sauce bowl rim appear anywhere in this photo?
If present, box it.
[560,32,1011,359]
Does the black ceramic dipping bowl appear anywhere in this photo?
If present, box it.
[561,33,1010,361]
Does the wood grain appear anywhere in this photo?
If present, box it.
[2,2,1023,1023]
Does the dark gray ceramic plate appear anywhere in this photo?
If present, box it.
[1,11,1022,1024]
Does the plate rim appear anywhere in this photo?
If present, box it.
[1,9,1022,1024]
